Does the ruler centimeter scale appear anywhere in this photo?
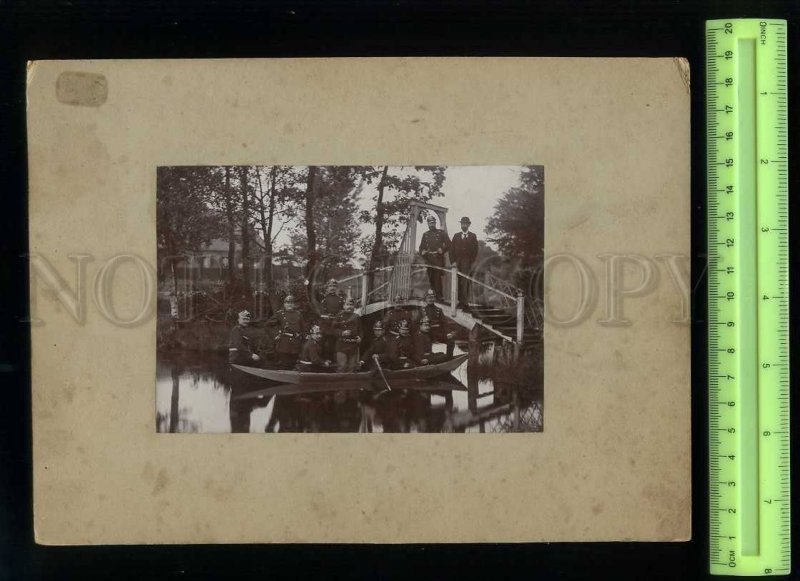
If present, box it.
[706,19,790,576]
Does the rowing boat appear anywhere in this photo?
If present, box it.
[231,353,468,384]
[233,376,469,400]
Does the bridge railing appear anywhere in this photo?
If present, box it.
[334,266,412,307]
[312,266,396,308]
[406,263,526,343]
[482,271,544,332]
[329,262,540,345]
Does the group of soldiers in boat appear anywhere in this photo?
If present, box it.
[228,279,457,373]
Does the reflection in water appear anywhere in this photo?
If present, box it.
[156,343,543,434]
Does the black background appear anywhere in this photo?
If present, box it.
[1,1,797,579]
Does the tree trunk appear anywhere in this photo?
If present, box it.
[255,166,277,311]
[170,364,181,433]
[167,235,179,295]
[304,166,320,299]
[170,259,178,296]
[368,165,390,293]
[265,166,277,291]
[224,166,236,288]
[238,166,252,295]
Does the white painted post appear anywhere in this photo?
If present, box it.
[360,272,368,310]
[516,290,524,344]
[408,208,418,259]
[450,265,458,316]
[169,293,179,320]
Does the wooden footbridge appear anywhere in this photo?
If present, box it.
[317,201,542,348]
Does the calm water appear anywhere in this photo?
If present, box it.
[156,343,542,433]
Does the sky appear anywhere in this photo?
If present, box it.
[274,165,526,260]
[390,165,524,250]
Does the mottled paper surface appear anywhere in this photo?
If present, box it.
[28,57,691,544]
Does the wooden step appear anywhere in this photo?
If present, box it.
[468,305,509,312]
[469,311,511,320]
[471,310,515,317]
[493,324,537,334]
[477,315,518,325]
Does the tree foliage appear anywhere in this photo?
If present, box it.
[485,166,544,268]
[288,166,363,275]
[250,166,301,250]
[157,164,457,305]
[250,166,301,290]
[156,166,224,292]
[358,166,446,255]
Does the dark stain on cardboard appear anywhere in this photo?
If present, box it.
[153,469,170,496]
[56,72,108,107]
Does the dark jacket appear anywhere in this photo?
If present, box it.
[299,338,326,365]
[412,331,434,364]
[419,228,451,267]
[383,307,414,336]
[388,334,415,368]
[334,312,361,355]
[450,230,478,270]
[361,336,390,363]
[318,292,343,336]
[268,309,306,355]
[319,292,344,318]
[418,304,454,343]
[228,325,255,364]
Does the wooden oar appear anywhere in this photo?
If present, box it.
[372,354,393,397]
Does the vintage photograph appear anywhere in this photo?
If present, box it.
[156,165,544,433]
[30,56,691,544]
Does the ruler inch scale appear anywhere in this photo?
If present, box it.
[706,19,790,576]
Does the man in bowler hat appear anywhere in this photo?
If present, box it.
[450,216,478,308]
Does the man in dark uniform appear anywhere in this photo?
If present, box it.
[228,309,262,365]
[413,316,450,366]
[319,278,344,359]
[383,294,414,337]
[387,319,415,369]
[450,216,479,308]
[360,320,390,368]
[267,295,306,368]
[417,289,456,357]
[333,297,361,372]
[297,324,333,372]
[418,215,450,299]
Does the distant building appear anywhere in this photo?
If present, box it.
[159,226,359,292]
[186,237,253,270]
[162,227,275,284]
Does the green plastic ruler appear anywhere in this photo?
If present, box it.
[706,19,790,576]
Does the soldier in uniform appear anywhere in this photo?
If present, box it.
[383,294,414,337]
[333,297,361,372]
[413,316,451,366]
[297,324,333,372]
[360,320,390,368]
[267,295,306,368]
[318,278,344,359]
[388,319,415,369]
[418,215,451,299]
[417,289,456,357]
[228,309,262,365]
[450,216,479,308]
